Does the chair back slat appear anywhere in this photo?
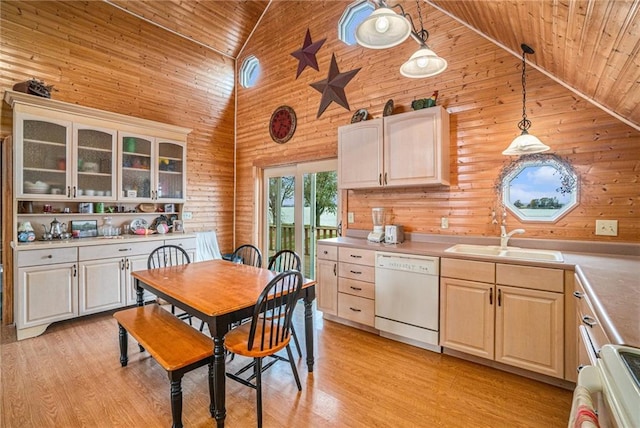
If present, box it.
[232,244,262,268]
[268,250,301,273]
[148,245,191,269]
[247,270,303,352]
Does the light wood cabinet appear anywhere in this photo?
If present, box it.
[316,244,338,316]
[337,247,375,326]
[338,107,449,189]
[440,258,565,378]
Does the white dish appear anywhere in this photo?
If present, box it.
[85,189,95,196]
[24,181,50,193]
[130,218,149,231]
[77,189,84,196]
[83,162,99,173]
[96,190,105,196]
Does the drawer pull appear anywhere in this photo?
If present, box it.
[582,316,597,328]
[323,250,328,255]
[118,248,132,252]
[350,254,362,259]
[350,286,362,291]
[349,307,362,312]
[45,255,53,259]
[349,270,362,275]
[573,291,584,299]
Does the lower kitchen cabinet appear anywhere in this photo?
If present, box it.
[337,247,375,327]
[440,258,565,378]
[316,244,338,316]
[78,257,126,315]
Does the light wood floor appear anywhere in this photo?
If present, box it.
[1,305,572,427]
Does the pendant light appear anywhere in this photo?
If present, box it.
[502,44,550,155]
[355,0,447,78]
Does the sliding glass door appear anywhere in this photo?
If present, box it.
[263,160,338,278]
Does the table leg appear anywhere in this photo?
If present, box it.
[135,278,144,306]
[304,295,315,372]
[212,334,226,427]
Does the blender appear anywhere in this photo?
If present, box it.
[367,207,385,242]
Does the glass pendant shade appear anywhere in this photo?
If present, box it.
[502,131,550,155]
[355,8,412,49]
[400,45,447,78]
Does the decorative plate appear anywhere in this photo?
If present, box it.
[351,109,368,123]
[269,105,297,144]
[129,218,149,231]
[383,99,394,117]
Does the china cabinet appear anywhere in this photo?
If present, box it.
[338,106,450,189]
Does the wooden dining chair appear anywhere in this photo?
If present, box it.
[148,245,193,325]
[231,244,262,268]
[268,249,302,357]
[224,270,304,428]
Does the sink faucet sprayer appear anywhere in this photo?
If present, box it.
[500,225,525,249]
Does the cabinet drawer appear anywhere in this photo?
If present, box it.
[496,264,563,293]
[339,263,375,283]
[18,247,77,267]
[164,237,196,250]
[441,258,495,283]
[338,293,374,326]
[79,240,160,261]
[574,276,609,355]
[317,244,338,261]
[339,278,375,299]
[338,247,374,266]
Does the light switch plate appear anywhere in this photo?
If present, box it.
[348,212,355,223]
[441,217,449,229]
[182,212,193,220]
[595,220,617,236]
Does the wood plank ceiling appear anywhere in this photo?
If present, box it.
[105,0,640,129]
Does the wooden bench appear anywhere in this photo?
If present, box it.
[114,305,214,428]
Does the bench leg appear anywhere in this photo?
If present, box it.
[169,375,184,428]
[118,324,129,367]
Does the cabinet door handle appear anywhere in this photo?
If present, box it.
[333,264,337,276]
[67,186,71,198]
[350,270,362,275]
[350,254,362,258]
[73,186,76,198]
[349,307,362,312]
[573,291,584,299]
[120,258,125,270]
[384,172,387,185]
[582,315,597,328]
[350,286,362,291]
[72,264,77,277]
[489,288,493,305]
[379,173,382,186]
[497,289,502,306]
[126,259,130,270]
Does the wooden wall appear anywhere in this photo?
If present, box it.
[236,1,639,244]
[0,1,236,253]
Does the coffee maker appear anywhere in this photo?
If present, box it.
[367,207,385,242]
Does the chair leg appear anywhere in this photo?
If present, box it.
[117,324,129,367]
[169,376,184,428]
[291,324,302,358]
[286,344,302,391]
[255,357,263,428]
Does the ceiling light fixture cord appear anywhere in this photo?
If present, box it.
[519,45,533,133]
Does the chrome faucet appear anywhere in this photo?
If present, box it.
[500,225,525,249]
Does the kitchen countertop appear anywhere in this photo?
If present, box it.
[319,236,640,348]
[13,232,196,250]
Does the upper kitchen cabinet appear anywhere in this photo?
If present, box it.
[5,90,191,202]
[338,106,450,189]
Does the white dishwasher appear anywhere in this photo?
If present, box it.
[375,251,441,353]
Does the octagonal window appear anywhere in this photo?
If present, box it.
[500,154,579,222]
[240,55,260,88]
[338,0,374,46]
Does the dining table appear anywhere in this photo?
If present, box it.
[131,259,317,428]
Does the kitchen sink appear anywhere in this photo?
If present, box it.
[445,244,563,262]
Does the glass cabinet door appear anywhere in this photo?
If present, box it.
[120,134,153,200]
[157,140,185,201]
[75,126,117,199]
[18,117,71,199]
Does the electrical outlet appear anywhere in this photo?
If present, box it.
[595,220,618,236]
[441,217,449,229]
[348,212,355,223]
[182,212,193,220]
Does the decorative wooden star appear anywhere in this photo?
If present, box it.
[310,54,361,118]
[291,29,326,79]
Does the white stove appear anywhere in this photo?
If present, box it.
[572,344,640,427]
